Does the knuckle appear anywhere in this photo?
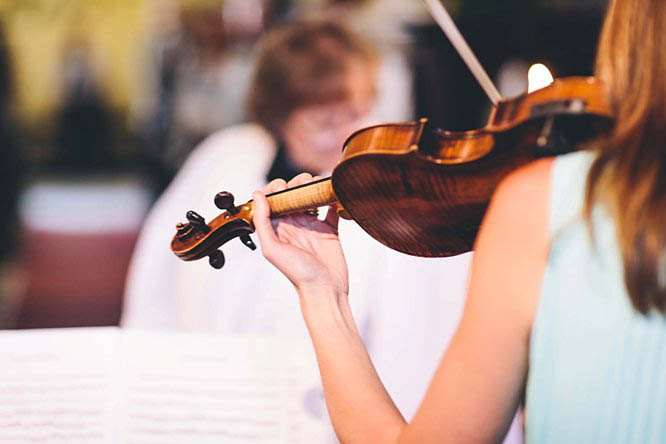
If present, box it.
[265,178,287,193]
[289,172,313,186]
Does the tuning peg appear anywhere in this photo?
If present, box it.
[209,250,225,269]
[186,210,210,233]
[214,191,239,215]
[240,235,256,251]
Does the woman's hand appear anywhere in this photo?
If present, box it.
[252,173,349,297]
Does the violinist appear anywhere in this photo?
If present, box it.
[251,0,666,442]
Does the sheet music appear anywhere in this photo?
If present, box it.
[0,328,118,443]
[0,328,332,444]
[117,331,330,444]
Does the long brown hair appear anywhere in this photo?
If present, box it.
[586,0,666,314]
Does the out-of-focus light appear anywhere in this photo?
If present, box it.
[527,63,554,93]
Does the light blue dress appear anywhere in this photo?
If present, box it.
[525,151,666,443]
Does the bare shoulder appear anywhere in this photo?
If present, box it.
[479,156,554,267]
[491,157,554,217]
[467,157,555,330]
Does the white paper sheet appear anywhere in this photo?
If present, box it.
[0,328,331,444]
[0,328,118,443]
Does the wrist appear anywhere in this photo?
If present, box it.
[297,286,356,334]
[296,284,347,301]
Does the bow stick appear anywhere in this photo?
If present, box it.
[421,0,503,106]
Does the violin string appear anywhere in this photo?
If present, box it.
[421,0,503,106]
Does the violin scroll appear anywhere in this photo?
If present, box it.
[172,191,257,269]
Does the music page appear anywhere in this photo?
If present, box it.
[0,328,331,443]
[0,328,119,443]
[116,330,331,444]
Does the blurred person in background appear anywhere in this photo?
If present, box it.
[0,19,24,327]
[51,41,114,172]
[0,20,20,260]
[142,0,255,192]
[123,18,522,442]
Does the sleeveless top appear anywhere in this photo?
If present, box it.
[525,151,666,443]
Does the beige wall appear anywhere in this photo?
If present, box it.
[1,0,147,124]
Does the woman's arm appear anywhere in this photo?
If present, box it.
[253,159,553,443]
[253,174,407,442]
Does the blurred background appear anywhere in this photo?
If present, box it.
[0,0,606,329]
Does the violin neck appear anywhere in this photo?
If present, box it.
[265,177,338,216]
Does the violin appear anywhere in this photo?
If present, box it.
[171,76,612,268]
[170,1,614,269]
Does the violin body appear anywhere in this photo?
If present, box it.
[171,77,613,266]
[333,77,611,256]
[333,121,525,256]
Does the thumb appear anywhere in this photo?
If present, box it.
[252,191,280,253]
